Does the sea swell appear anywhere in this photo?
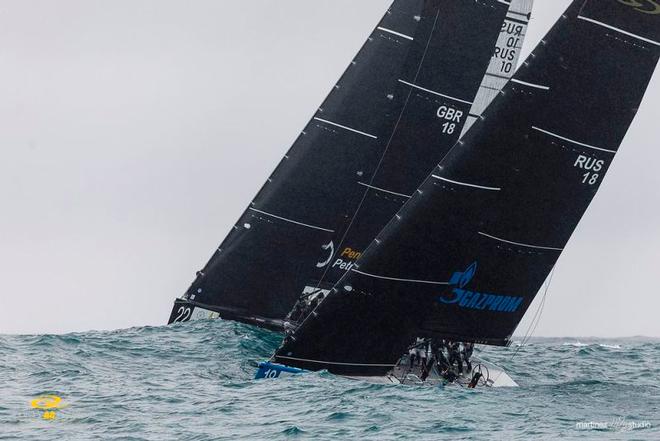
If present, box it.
[1,321,658,440]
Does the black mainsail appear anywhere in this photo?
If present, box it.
[168,0,513,328]
[272,0,660,376]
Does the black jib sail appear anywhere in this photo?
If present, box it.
[272,0,660,376]
[168,0,512,328]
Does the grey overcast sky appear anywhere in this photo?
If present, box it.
[1,1,658,336]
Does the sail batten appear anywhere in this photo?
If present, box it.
[397,79,475,105]
[576,15,660,46]
[312,117,379,139]
[377,26,415,41]
[351,268,449,286]
[432,175,502,192]
[530,126,616,153]
[510,79,550,90]
[247,208,335,233]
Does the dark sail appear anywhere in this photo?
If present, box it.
[308,0,535,319]
[169,0,511,327]
[273,0,660,376]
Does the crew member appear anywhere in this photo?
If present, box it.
[409,344,417,369]
[462,342,474,372]
[417,338,428,367]
[448,341,463,374]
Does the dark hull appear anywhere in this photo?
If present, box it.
[167,298,286,332]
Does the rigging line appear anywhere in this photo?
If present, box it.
[295,9,445,338]
[516,266,555,357]
[311,8,442,291]
[489,266,555,385]
[524,287,547,347]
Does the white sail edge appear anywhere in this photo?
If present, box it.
[460,0,535,136]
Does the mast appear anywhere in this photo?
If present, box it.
[169,0,512,328]
[273,0,660,376]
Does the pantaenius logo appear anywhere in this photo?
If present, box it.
[437,262,524,313]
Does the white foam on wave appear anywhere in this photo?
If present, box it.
[563,341,589,347]
[562,341,622,349]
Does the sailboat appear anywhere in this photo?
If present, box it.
[167,0,532,329]
[257,0,660,386]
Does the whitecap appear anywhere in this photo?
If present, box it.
[562,342,589,347]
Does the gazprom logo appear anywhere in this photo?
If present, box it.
[437,262,524,313]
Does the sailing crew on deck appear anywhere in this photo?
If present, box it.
[434,341,450,371]
[431,340,445,374]
[408,345,417,369]
[448,341,463,374]
[417,338,428,367]
[462,342,474,372]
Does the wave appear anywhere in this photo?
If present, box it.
[1,321,658,440]
[561,341,622,349]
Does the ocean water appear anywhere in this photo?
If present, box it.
[1,320,658,440]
